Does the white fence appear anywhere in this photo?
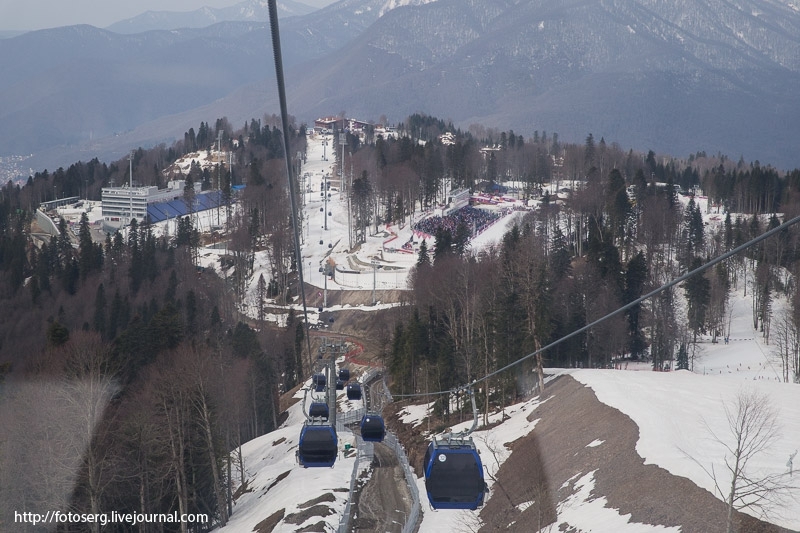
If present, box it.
[384,431,421,533]
[335,428,371,533]
[333,267,409,290]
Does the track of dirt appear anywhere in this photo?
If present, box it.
[345,376,413,533]
[302,282,411,310]
[350,443,411,533]
[268,283,409,369]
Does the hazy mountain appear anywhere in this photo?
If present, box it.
[281,0,800,167]
[5,0,800,172]
[105,0,318,34]
[0,30,26,40]
[0,24,275,162]
[0,0,441,170]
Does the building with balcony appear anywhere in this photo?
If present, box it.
[101,180,198,230]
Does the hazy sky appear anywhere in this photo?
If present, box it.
[0,0,335,32]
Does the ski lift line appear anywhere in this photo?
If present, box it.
[393,212,800,399]
[267,1,314,367]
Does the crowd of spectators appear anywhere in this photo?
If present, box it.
[413,206,501,238]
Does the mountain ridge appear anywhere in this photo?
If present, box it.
[105,0,318,34]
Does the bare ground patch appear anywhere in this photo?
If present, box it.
[265,470,291,493]
[298,493,336,508]
[252,508,284,533]
[295,520,329,532]
[284,502,335,525]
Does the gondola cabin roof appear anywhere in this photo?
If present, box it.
[346,382,362,401]
[298,424,338,468]
[360,414,385,443]
[309,402,329,420]
[312,373,327,392]
[423,440,485,510]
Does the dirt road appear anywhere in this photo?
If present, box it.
[351,442,411,533]
[347,372,414,532]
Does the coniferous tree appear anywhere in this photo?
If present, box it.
[676,342,689,370]
[624,251,648,358]
[283,309,301,389]
[433,227,454,261]
[257,273,267,323]
[453,221,471,257]
[93,283,106,338]
[724,212,734,251]
[35,242,52,294]
[78,212,95,280]
[584,133,596,173]
[550,226,571,280]
[605,168,631,248]
[47,320,70,347]
[685,257,711,342]
[417,239,430,268]
[185,289,197,336]
[165,270,178,304]
[351,171,372,245]
[149,303,184,352]
[127,219,143,293]
[62,257,80,295]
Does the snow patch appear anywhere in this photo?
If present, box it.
[557,471,681,532]
[397,401,433,427]
[378,0,438,18]
[516,500,534,512]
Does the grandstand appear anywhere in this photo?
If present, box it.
[413,206,500,240]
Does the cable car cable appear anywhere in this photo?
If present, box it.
[269,3,340,469]
[267,0,314,371]
[393,211,800,399]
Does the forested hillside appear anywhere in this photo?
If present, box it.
[0,116,308,531]
[1,112,800,530]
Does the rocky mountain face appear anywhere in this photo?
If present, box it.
[4,0,800,171]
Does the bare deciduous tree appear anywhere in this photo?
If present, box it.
[694,390,797,533]
[772,307,799,383]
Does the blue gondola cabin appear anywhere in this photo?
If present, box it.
[423,440,486,510]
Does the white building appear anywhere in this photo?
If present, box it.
[101,180,197,227]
